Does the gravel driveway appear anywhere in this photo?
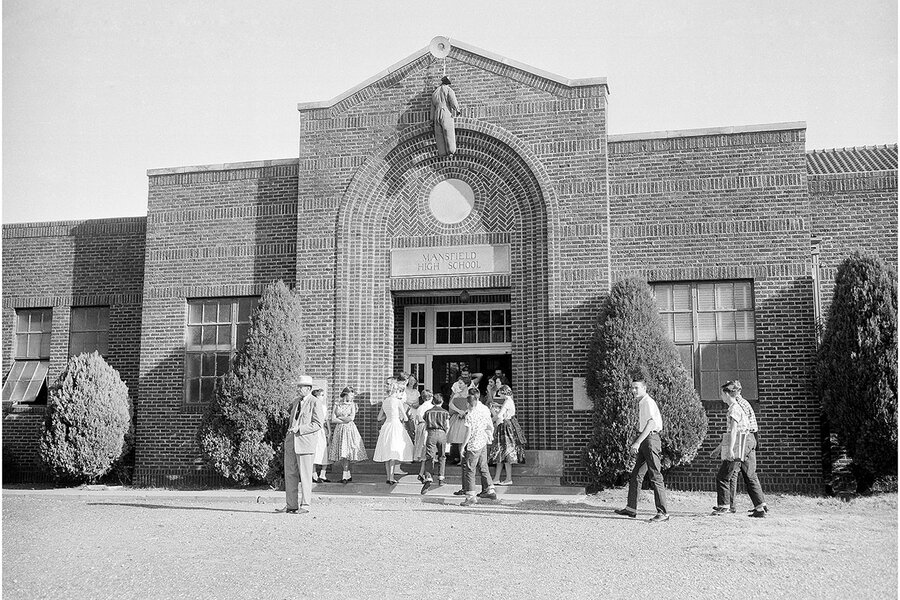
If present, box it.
[3,489,896,599]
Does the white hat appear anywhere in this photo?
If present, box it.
[294,375,314,387]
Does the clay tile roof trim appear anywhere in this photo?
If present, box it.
[807,144,898,174]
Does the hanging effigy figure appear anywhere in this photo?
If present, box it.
[431,76,460,156]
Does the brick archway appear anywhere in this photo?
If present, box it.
[335,119,561,448]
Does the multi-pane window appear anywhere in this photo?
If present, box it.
[435,309,511,345]
[2,308,52,403]
[408,362,426,393]
[409,311,426,345]
[69,306,110,356]
[184,297,258,404]
[653,281,758,401]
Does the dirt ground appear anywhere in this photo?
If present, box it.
[2,488,897,600]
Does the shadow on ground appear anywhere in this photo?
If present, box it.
[86,502,272,514]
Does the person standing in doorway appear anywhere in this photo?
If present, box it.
[487,369,511,401]
[447,369,482,464]
[279,375,322,514]
[431,76,461,156]
[615,368,669,522]
[723,380,768,517]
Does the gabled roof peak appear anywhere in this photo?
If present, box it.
[298,37,607,112]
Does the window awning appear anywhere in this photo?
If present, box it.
[2,360,49,403]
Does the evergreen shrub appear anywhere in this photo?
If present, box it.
[198,280,305,486]
[817,252,898,491]
[39,352,132,484]
[584,277,708,487]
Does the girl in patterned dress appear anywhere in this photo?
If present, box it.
[489,385,527,485]
[327,386,368,484]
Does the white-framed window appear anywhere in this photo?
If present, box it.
[2,308,52,404]
[434,308,512,345]
[184,297,258,404]
[402,304,513,393]
[409,311,426,345]
[69,306,110,356]
[653,281,758,401]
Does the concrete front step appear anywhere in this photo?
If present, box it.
[310,480,584,496]
[329,460,559,478]
[324,473,563,487]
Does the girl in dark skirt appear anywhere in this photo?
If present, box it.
[489,385,526,485]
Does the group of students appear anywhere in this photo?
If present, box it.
[614,368,768,522]
[285,367,767,517]
[280,369,527,512]
[370,369,527,505]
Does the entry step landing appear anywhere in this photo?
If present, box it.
[314,450,581,496]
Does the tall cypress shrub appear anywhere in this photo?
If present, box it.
[584,277,707,487]
[817,253,898,491]
[198,280,305,486]
[39,352,132,484]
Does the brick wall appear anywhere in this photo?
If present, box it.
[2,217,146,481]
[565,124,825,493]
[296,47,609,454]
[809,170,898,317]
[134,160,298,486]
[4,44,895,493]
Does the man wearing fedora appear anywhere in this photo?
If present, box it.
[280,375,322,514]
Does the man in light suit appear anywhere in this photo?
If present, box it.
[279,375,322,514]
[431,76,461,156]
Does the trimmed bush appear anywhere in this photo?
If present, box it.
[584,277,708,487]
[198,280,305,486]
[817,252,898,491]
[39,352,132,484]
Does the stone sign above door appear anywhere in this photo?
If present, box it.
[390,244,511,278]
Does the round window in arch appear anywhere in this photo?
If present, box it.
[428,179,475,224]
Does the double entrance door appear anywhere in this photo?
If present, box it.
[403,303,513,400]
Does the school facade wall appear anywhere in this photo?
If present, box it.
[135,160,299,487]
[599,124,818,491]
[293,44,609,458]
[2,218,146,481]
[2,42,896,491]
[808,168,899,317]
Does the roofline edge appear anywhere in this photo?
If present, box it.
[297,38,608,112]
[608,121,807,142]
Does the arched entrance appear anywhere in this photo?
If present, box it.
[334,120,560,451]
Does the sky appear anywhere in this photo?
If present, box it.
[2,0,897,224]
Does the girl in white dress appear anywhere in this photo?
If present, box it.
[311,388,331,482]
[373,378,414,484]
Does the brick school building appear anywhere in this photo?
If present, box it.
[3,39,896,491]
